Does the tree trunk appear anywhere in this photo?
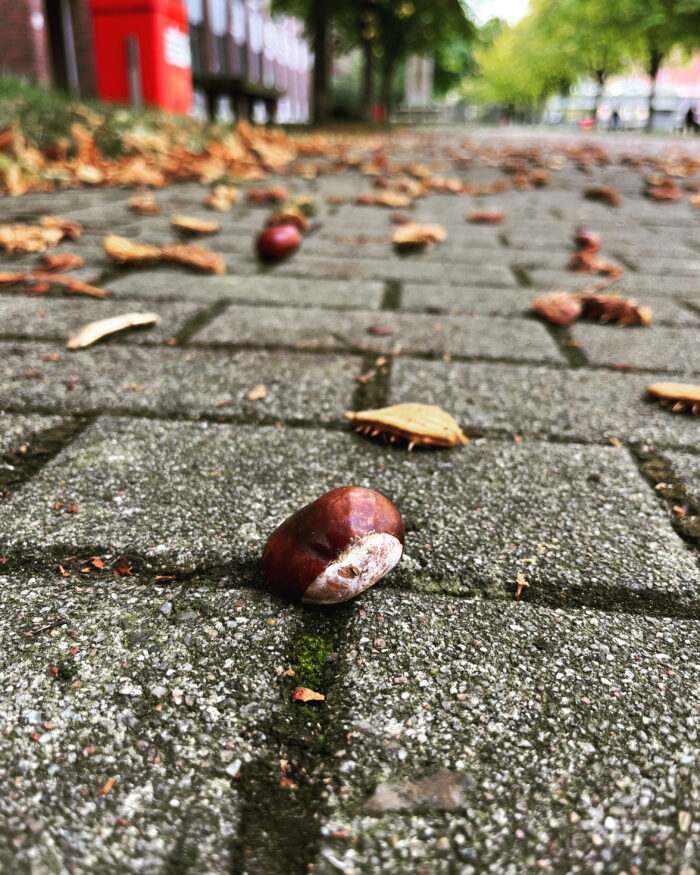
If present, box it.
[361,37,373,122]
[311,0,330,125]
[593,69,606,121]
[381,59,394,122]
[646,45,663,133]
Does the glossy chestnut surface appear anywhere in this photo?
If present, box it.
[262,486,405,604]
[256,224,302,262]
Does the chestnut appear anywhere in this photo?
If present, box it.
[262,486,404,604]
[256,224,302,262]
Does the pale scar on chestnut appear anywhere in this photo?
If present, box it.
[262,486,405,604]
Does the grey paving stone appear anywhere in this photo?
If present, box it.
[1,423,695,603]
[0,343,359,421]
[195,306,563,362]
[106,271,385,309]
[399,284,533,316]
[664,451,700,506]
[573,324,700,374]
[0,296,204,344]
[0,574,303,873]
[528,268,700,296]
[389,359,700,449]
[314,590,700,875]
[0,414,63,455]
[273,254,518,287]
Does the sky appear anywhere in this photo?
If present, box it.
[470,0,530,25]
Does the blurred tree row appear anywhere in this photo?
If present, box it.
[475,0,700,130]
[270,0,474,123]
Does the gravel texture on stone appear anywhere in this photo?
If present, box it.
[105,271,385,309]
[1,422,696,606]
[195,306,563,362]
[0,296,204,345]
[0,343,359,422]
[0,414,64,455]
[272,255,518,287]
[389,359,700,448]
[0,575,303,872]
[573,324,700,374]
[313,590,700,875]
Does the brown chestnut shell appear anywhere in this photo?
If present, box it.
[262,486,405,603]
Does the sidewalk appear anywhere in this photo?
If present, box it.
[1,129,699,874]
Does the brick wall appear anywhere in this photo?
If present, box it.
[0,0,51,84]
[0,0,96,97]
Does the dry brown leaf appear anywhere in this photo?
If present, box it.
[690,194,700,209]
[580,293,651,326]
[347,403,468,450]
[531,292,583,326]
[171,215,221,234]
[67,312,160,349]
[129,194,162,215]
[159,243,225,274]
[104,234,161,264]
[0,271,30,285]
[40,253,84,272]
[40,216,82,240]
[204,184,240,211]
[583,185,621,207]
[32,272,109,299]
[291,687,325,703]
[647,382,700,414]
[646,179,683,201]
[247,384,267,401]
[467,211,505,224]
[392,222,446,250]
[569,250,623,277]
[0,223,64,253]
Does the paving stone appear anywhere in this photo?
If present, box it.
[1,422,695,603]
[573,324,700,374]
[273,255,518,287]
[663,451,700,506]
[0,414,63,455]
[389,359,700,449]
[314,590,700,875]
[0,343,359,421]
[0,296,204,344]
[0,573,303,872]
[399,284,533,316]
[195,306,563,362]
[528,269,700,296]
[106,271,385,309]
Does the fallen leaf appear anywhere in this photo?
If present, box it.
[291,687,325,703]
[115,556,132,576]
[40,216,82,240]
[467,211,505,224]
[347,403,468,450]
[40,253,84,272]
[98,778,115,795]
[159,243,225,274]
[67,312,160,349]
[91,558,105,568]
[646,179,683,201]
[0,223,64,253]
[392,222,446,250]
[531,292,583,326]
[646,382,700,414]
[515,572,529,600]
[247,384,267,401]
[104,234,161,264]
[580,293,651,326]
[569,250,623,277]
[673,505,687,517]
[129,194,161,215]
[171,215,220,234]
[266,207,308,232]
[583,185,620,207]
